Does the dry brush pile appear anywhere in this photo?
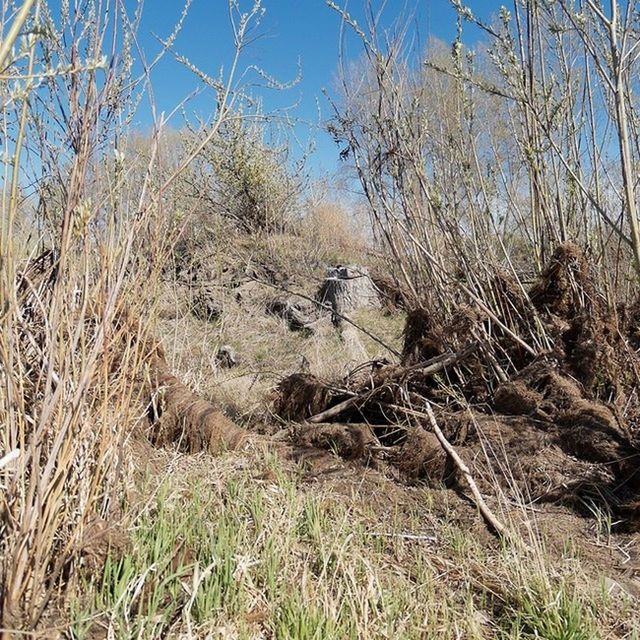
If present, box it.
[308,0,640,537]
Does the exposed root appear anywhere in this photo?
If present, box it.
[292,423,377,460]
[402,308,444,366]
[529,243,592,317]
[370,269,410,311]
[145,352,249,453]
[392,427,454,487]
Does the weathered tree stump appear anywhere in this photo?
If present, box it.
[317,265,381,322]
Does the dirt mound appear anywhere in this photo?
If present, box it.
[274,373,339,421]
[528,243,634,404]
[292,422,377,460]
[621,296,640,350]
[493,356,622,434]
[461,414,615,507]
[529,243,592,316]
[392,427,454,486]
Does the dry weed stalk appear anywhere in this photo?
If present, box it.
[326,0,640,373]
[0,0,266,630]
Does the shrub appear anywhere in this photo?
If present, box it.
[190,115,304,233]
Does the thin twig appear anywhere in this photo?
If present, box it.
[420,401,510,539]
[365,532,437,542]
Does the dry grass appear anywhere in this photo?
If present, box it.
[0,0,268,631]
[65,442,640,639]
[300,201,367,265]
[155,275,404,425]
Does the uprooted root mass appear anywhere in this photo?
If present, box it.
[275,244,640,526]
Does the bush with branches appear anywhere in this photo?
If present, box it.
[0,0,268,630]
[186,113,305,233]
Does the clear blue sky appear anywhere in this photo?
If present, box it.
[124,0,498,175]
[133,0,496,175]
[55,1,497,175]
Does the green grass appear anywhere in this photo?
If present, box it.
[66,447,629,639]
[506,584,598,640]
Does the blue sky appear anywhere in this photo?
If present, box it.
[85,1,492,176]
[131,0,496,175]
[125,1,497,175]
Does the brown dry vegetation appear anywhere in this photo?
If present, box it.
[274,245,640,523]
[4,1,640,638]
[6,227,640,638]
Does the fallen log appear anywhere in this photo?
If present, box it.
[146,351,249,453]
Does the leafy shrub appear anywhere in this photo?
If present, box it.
[191,115,303,233]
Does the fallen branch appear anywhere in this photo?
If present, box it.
[402,341,478,375]
[377,395,511,539]
[307,388,377,424]
[421,401,509,539]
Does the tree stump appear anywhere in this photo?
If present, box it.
[317,265,381,321]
